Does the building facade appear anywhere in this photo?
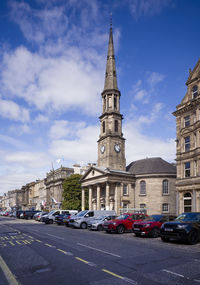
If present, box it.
[45,166,74,210]
[81,25,177,215]
[173,59,200,214]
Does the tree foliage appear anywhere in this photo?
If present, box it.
[62,174,88,211]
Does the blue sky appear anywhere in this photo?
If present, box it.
[0,0,200,195]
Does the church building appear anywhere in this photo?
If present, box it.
[80,24,176,215]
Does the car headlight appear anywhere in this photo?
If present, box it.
[112,222,117,225]
[177,224,187,229]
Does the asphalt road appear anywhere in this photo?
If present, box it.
[0,216,200,285]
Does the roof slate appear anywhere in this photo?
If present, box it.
[126,157,176,175]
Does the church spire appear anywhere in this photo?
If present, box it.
[103,20,119,92]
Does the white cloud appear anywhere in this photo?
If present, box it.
[34,114,49,123]
[0,97,30,122]
[0,134,28,149]
[49,124,99,164]
[49,120,86,140]
[8,124,31,135]
[4,151,50,169]
[147,72,165,86]
[127,0,172,20]
[134,89,147,101]
[124,120,175,163]
[1,46,103,115]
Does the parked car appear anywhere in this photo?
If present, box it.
[43,210,77,224]
[87,215,117,231]
[160,212,200,245]
[55,213,71,225]
[69,210,116,229]
[133,215,176,238]
[15,210,24,218]
[20,210,41,220]
[103,213,148,234]
[35,211,49,222]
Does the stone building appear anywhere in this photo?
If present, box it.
[0,196,2,210]
[127,158,176,215]
[173,59,200,214]
[81,24,177,215]
[45,166,74,210]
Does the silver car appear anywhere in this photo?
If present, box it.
[87,215,117,231]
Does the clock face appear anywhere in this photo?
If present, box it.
[100,145,105,153]
[114,144,120,153]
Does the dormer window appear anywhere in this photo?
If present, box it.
[192,85,198,99]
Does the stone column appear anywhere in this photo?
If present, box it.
[114,183,119,214]
[105,182,110,210]
[176,191,179,216]
[97,184,101,210]
[192,189,196,211]
[89,186,92,210]
[81,188,85,211]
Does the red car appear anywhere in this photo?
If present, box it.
[103,213,148,234]
[133,214,176,238]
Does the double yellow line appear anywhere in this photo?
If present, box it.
[0,255,20,285]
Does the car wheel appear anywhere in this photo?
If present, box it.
[117,225,125,234]
[106,230,110,233]
[151,228,160,238]
[161,236,169,242]
[187,230,199,245]
[97,225,103,231]
[80,222,87,229]
[135,233,140,237]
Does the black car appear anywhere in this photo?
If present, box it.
[20,210,41,220]
[55,213,71,225]
[160,212,200,244]
[15,210,24,218]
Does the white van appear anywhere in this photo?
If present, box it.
[68,210,116,229]
[43,209,78,224]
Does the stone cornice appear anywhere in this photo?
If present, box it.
[173,97,200,116]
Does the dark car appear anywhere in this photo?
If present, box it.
[133,215,176,238]
[16,210,24,218]
[160,212,200,245]
[103,213,148,234]
[55,213,71,225]
[20,210,41,220]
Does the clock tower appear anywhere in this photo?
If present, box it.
[97,23,126,171]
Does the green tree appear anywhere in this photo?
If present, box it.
[62,174,88,211]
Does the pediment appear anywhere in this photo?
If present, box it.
[186,58,200,85]
[80,166,107,181]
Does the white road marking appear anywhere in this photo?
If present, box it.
[46,233,65,240]
[77,243,121,258]
[194,259,200,263]
[162,269,184,278]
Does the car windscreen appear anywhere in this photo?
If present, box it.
[176,213,200,221]
[116,214,129,220]
[76,210,88,217]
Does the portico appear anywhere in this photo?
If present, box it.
[81,166,135,214]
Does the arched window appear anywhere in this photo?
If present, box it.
[162,180,169,195]
[192,85,198,99]
[102,121,105,133]
[184,192,192,212]
[140,181,146,195]
[114,120,118,132]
